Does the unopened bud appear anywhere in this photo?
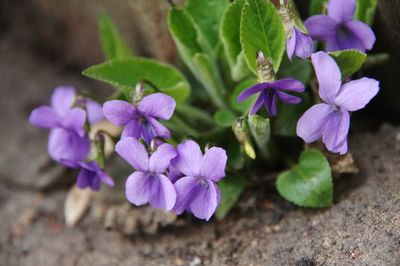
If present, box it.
[256,51,275,82]
[132,81,145,105]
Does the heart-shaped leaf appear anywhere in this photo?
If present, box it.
[214,109,238,127]
[329,49,367,77]
[276,149,333,208]
[355,0,377,25]
[216,174,246,220]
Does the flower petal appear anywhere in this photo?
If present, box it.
[102,100,137,126]
[61,108,86,137]
[199,147,227,182]
[286,29,296,60]
[294,29,313,59]
[149,143,177,174]
[269,78,305,92]
[173,176,199,214]
[121,120,141,139]
[148,174,177,211]
[48,128,90,167]
[237,83,267,102]
[345,20,376,51]
[326,31,365,52]
[311,52,342,104]
[327,0,356,22]
[86,99,104,124]
[29,106,60,128]
[249,93,265,115]
[172,140,203,177]
[322,109,350,154]
[115,137,149,171]
[138,93,176,120]
[51,86,76,115]
[76,168,93,190]
[189,180,218,221]
[264,91,277,116]
[168,165,183,183]
[98,172,115,187]
[276,91,302,104]
[125,172,150,206]
[335,78,379,111]
[305,15,338,40]
[147,117,171,140]
[296,103,335,143]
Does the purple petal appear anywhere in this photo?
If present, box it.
[168,165,183,183]
[98,172,115,187]
[173,176,199,214]
[76,168,93,190]
[102,100,137,126]
[189,180,218,221]
[269,78,305,92]
[276,91,302,104]
[29,106,60,128]
[146,117,171,140]
[172,140,203,177]
[125,172,150,206]
[264,91,277,117]
[79,161,114,188]
[296,103,335,143]
[322,109,350,154]
[237,83,267,102]
[286,30,296,60]
[345,21,376,51]
[327,0,356,22]
[326,26,365,52]
[294,29,313,59]
[249,93,265,115]
[115,137,149,171]
[335,78,379,111]
[121,120,141,139]
[86,99,104,124]
[199,147,227,182]
[149,143,177,174]
[148,174,177,211]
[138,93,176,120]
[305,15,338,40]
[48,128,90,167]
[51,86,76,115]
[311,52,342,104]
[61,108,86,137]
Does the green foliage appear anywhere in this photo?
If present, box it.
[278,57,312,84]
[329,49,367,77]
[214,109,238,127]
[355,0,377,25]
[276,149,333,208]
[216,174,246,219]
[186,0,229,49]
[309,0,327,15]
[240,0,286,74]
[220,0,251,81]
[82,58,190,103]
[230,78,258,113]
[248,115,270,156]
[98,14,132,60]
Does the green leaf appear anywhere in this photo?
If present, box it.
[227,142,245,170]
[355,0,377,25]
[216,174,246,220]
[278,56,312,84]
[82,58,190,103]
[214,109,238,127]
[247,115,270,155]
[276,149,333,208]
[329,49,367,77]
[186,0,229,49]
[309,0,327,15]
[98,14,132,60]
[273,93,310,136]
[230,78,258,113]
[220,0,251,81]
[240,0,286,74]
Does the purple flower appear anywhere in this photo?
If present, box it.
[305,0,375,52]
[287,27,313,60]
[103,93,176,145]
[29,86,90,167]
[85,99,104,124]
[76,161,114,191]
[115,137,177,211]
[296,52,379,154]
[237,79,305,116]
[172,140,227,221]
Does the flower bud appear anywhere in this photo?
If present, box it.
[256,51,275,82]
[232,118,256,159]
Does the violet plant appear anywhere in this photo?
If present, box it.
[29,0,380,221]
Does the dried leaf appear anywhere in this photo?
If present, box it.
[64,185,94,227]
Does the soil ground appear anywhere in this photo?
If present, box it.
[0,37,399,266]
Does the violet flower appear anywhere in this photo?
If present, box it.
[172,140,227,221]
[287,27,313,60]
[103,93,176,145]
[237,79,305,116]
[29,86,90,167]
[296,52,379,154]
[305,0,375,52]
[76,161,114,191]
[115,137,177,211]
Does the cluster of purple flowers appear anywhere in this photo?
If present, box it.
[103,93,227,220]
[29,86,114,191]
